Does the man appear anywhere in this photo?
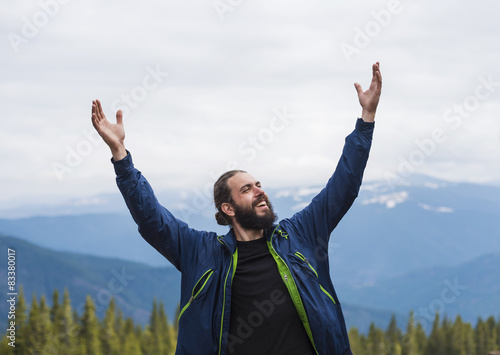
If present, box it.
[91,62,382,355]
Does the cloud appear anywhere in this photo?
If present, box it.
[361,191,409,209]
[1,0,499,208]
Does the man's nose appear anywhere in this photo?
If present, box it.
[254,186,265,196]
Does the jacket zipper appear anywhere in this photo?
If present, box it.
[295,251,336,305]
[217,238,238,355]
[178,269,214,322]
[267,226,319,355]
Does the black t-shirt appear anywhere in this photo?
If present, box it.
[227,236,315,355]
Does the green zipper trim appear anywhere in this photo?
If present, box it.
[295,252,336,305]
[218,249,237,355]
[277,229,288,239]
[267,227,319,355]
[319,285,336,305]
[231,248,238,283]
[178,269,214,322]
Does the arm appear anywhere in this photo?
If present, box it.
[285,62,382,251]
[91,100,200,271]
[112,152,200,271]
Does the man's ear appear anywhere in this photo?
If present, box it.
[221,202,235,217]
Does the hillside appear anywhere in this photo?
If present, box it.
[0,235,402,334]
[0,235,180,327]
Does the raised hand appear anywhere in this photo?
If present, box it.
[354,62,382,123]
[91,99,127,161]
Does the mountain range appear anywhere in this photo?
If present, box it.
[0,175,499,333]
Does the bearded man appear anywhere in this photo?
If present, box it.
[91,62,382,355]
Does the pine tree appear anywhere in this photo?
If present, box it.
[367,322,385,355]
[476,317,488,355]
[115,308,125,337]
[149,299,165,354]
[497,315,500,350]
[403,311,419,355]
[450,315,466,355]
[426,313,445,354]
[140,325,154,355]
[57,288,78,354]
[441,315,453,355]
[414,321,427,354]
[348,327,362,354]
[486,316,498,353]
[0,336,11,354]
[386,314,403,355]
[359,333,368,354]
[121,317,143,355]
[50,289,60,323]
[50,289,63,352]
[25,294,52,353]
[41,294,62,353]
[159,301,175,353]
[79,295,102,355]
[463,322,476,355]
[100,298,120,355]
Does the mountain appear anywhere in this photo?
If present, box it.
[0,235,180,327]
[0,235,403,334]
[337,252,500,331]
[1,175,499,287]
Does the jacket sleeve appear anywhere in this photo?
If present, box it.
[286,118,374,252]
[112,151,200,272]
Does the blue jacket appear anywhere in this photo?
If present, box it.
[113,118,374,355]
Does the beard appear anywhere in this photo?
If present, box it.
[232,196,277,230]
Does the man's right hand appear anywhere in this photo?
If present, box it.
[91,99,127,161]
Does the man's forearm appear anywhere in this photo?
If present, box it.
[361,109,376,123]
[111,143,127,161]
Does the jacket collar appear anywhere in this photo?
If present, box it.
[218,224,280,253]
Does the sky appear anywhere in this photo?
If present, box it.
[1,0,500,215]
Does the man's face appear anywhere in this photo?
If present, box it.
[226,172,277,230]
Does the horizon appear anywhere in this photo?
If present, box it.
[1,172,499,220]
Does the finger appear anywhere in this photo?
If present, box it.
[92,102,97,119]
[116,110,123,125]
[91,116,99,130]
[92,102,100,122]
[96,99,104,117]
[354,82,363,95]
[91,111,99,130]
[372,62,381,80]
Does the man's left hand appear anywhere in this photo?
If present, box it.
[354,62,382,123]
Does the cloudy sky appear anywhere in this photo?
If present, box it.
[2,0,500,214]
